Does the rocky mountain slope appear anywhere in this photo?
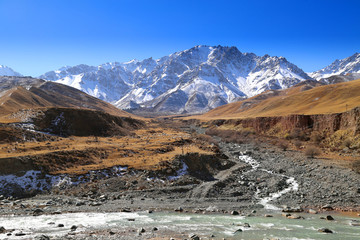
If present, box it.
[40,46,311,114]
[0,76,136,121]
[310,53,360,80]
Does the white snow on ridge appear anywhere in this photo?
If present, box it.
[0,65,22,77]
[310,53,360,80]
[37,46,360,114]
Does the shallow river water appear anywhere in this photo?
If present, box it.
[0,211,359,239]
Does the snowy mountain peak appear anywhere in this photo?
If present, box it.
[40,45,311,114]
[0,65,22,77]
[310,53,360,80]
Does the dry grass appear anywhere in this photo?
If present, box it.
[195,78,360,120]
[305,146,322,158]
[0,125,214,175]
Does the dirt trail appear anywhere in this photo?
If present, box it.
[186,161,244,199]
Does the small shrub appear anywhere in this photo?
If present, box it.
[310,131,323,145]
[288,128,309,141]
[294,140,302,149]
[351,160,360,174]
[343,138,352,148]
[305,146,321,158]
[278,141,289,151]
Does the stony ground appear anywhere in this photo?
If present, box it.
[0,127,359,239]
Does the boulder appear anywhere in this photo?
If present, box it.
[350,220,360,226]
[188,233,200,240]
[287,214,303,219]
[15,232,26,236]
[234,228,243,234]
[318,228,333,233]
[35,235,50,240]
[138,228,145,233]
[326,215,334,221]
[33,208,44,216]
[231,210,239,215]
[321,204,334,210]
[282,206,303,213]
[308,209,317,214]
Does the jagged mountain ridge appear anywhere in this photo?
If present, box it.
[0,65,22,77]
[310,53,360,80]
[40,45,311,114]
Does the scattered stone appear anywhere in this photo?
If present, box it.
[175,207,183,212]
[234,228,243,234]
[350,220,360,226]
[282,213,291,217]
[308,209,317,214]
[90,202,102,206]
[53,210,62,215]
[70,225,77,231]
[152,227,158,231]
[120,208,131,212]
[243,223,251,228]
[282,206,303,213]
[231,210,239,215]
[57,224,64,227]
[0,226,5,233]
[127,219,135,221]
[188,233,200,240]
[264,214,273,217]
[35,235,50,240]
[147,210,153,214]
[326,215,334,221]
[109,231,115,235]
[287,214,303,219]
[322,204,334,210]
[318,228,333,233]
[138,228,145,233]
[48,222,55,225]
[33,208,44,216]
[75,201,85,206]
[15,232,26,236]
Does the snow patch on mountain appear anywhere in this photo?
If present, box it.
[310,53,360,80]
[40,45,311,114]
[0,65,22,77]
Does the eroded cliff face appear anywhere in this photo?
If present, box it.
[212,107,360,136]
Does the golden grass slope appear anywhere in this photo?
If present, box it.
[0,82,139,122]
[200,79,360,119]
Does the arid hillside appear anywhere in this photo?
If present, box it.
[0,76,137,122]
[200,79,360,119]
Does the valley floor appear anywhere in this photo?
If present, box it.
[0,129,359,239]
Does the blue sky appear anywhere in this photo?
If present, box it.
[0,0,359,76]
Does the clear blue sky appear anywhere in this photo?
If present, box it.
[0,0,359,76]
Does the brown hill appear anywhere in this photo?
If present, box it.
[0,76,137,122]
[200,79,360,119]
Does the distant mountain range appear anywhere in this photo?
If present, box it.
[0,65,22,77]
[1,47,360,114]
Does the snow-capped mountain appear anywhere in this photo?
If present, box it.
[0,65,22,77]
[40,45,311,114]
[310,53,360,80]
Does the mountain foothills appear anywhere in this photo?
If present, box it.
[0,76,135,120]
[1,47,360,114]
